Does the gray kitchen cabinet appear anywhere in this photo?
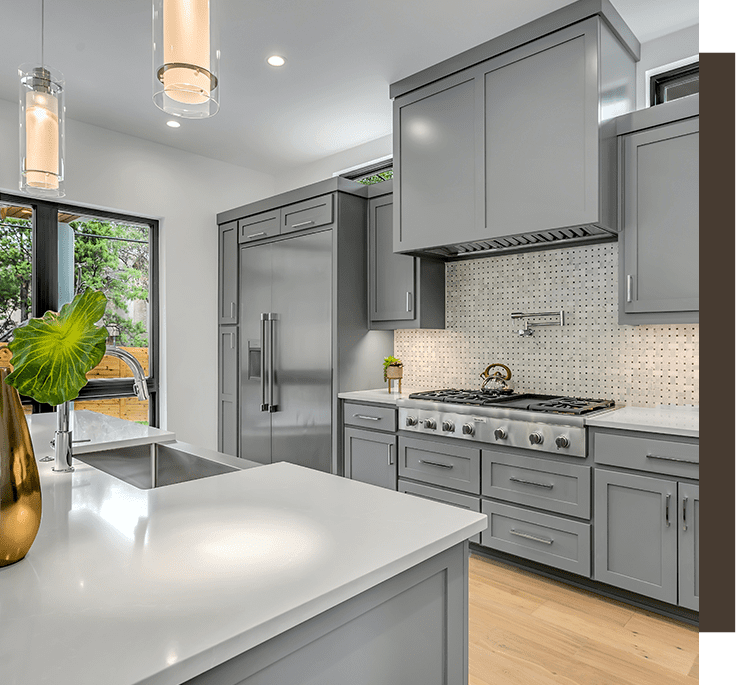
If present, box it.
[367,183,444,329]
[391,4,638,256]
[218,325,238,456]
[238,209,280,244]
[219,221,238,324]
[344,427,397,491]
[618,100,699,324]
[594,469,678,604]
[678,482,699,611]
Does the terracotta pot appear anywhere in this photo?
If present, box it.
[0,367,42,566]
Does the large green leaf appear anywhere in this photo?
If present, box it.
[5,289,108,406]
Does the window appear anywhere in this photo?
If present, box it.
[340,159,394,185]
[649,61,699,106]
[0,192,159,425]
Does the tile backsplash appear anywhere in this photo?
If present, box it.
[394,242,698,407]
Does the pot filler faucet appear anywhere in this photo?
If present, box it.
[52,346,149,473]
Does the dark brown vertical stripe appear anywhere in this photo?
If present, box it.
[699,52,735,632]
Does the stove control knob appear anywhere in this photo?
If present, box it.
[555,435,570,449]
[442,420,455,432]
[494,428,508,440]
[462,423,475,436]
[424,418,437,430]
[529,432,544,445]
[405,416,418,427]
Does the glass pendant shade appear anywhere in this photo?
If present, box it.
[153,0,220,118]
[19,64,65,197]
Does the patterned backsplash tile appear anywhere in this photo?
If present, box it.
[394,242,698,407]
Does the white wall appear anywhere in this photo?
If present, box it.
[636,24,699,109]
[0,98,275,449]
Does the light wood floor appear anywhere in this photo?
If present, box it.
[469,554,699,685]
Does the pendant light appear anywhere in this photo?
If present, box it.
[152,0,220,118]
[19,0,65,197]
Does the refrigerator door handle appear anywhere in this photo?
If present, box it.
[260,314,269,411]
[268,313,279,412]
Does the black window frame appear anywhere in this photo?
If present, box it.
[0,190,160,426]
[649,62,699,106]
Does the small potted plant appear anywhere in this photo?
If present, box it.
[383,356,403,393]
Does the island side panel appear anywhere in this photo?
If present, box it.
[187,541,470,685]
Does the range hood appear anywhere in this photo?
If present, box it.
[409,224,617,261]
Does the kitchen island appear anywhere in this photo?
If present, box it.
[1,413,486,685]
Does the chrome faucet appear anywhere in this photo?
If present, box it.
[52,345,149,472]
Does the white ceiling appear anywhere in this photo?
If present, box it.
[0,0,698,175]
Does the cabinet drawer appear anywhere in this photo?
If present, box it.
[399,436,480,494]
[239,210,280,243]
[482,450,590,519]
[481,500,591,577]
[399,480,482,543]
[281,194,333,234]
[343,402,397,432]
[592,429,698,480]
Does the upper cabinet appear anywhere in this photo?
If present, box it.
[616,96,699,324]
[367,182,445,330]
[219,221,238,324]
[391,2,639,258]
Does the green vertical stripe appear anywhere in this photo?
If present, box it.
[700,633,736,685]
[700,0,736,52]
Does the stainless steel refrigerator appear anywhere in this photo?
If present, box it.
[239,215,392,473]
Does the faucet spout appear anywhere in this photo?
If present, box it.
[105,345,149,401]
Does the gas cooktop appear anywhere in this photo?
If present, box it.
[407,389,614,415]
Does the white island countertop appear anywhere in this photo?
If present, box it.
[338,387,422,406]
[1,442,486,684]
[585,405,699,438]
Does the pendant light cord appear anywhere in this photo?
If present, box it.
[40,0,45,67]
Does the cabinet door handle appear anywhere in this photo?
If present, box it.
[387,444,394,466]
[682,496,688,531]
[354,414,381,421]
[510,529,553,545]
[247,230,267,239]
[509,476,553,489]
[665,493,671,527]
[626,275,633,303]
[406,291,413,312]
[229,332,235,349]
[230,302,236,319]
[419,459,453,469]
[646,453,698,465]
[291,220,314,228]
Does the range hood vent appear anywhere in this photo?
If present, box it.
[411,224,617,260]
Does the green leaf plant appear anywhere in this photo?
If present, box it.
[5,289,108,406]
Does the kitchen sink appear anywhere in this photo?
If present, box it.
[75,442,238,489]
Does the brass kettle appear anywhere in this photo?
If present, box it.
[480,363,512,391]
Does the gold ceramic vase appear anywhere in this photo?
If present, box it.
[0,367,42,566]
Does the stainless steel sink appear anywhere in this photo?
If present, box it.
[75,442,238,489]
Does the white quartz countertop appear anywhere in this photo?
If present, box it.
[1,438,486,685]
[26,409,176,458]
[338,387,422,406]
[584,405,699,438]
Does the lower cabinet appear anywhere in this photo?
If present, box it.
[594,469,698,609]
[218,325,238,456]
[344,427,397,490]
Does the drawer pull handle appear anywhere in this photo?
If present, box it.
[682,496,688,531]
[246,231,267,239]
[419,459,453,470]
[291,220,315,228]
[510,529,553,545]
[354,414,381,421]
[646,453,698,465]
[509,476,553,489]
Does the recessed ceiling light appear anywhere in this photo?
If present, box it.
[267,55,286,67]
[167,120,181,128]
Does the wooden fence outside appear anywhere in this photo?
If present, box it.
[0,343,150,423]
